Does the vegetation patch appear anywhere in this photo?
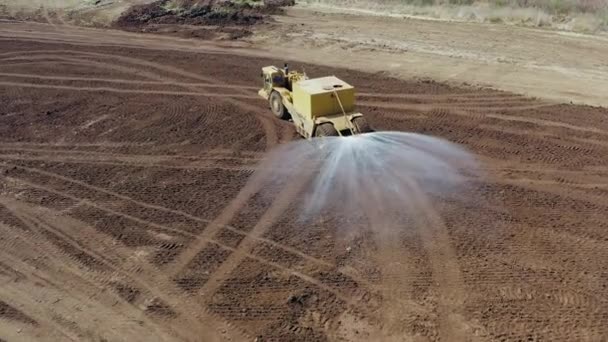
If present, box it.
[300,0,608,32]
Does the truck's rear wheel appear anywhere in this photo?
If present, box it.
[352,116,372,133]
[269,91,290,120]
[315,123,339,137]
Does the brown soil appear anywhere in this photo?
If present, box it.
[1,22,608,341]
[0,301,38,326]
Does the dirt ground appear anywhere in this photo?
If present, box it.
[4,2,608,106]
[251,7,608,107]
[1,16,608,342]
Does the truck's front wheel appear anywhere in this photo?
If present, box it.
[269,91,289,120]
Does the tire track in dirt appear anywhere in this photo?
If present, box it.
[0,153,257,172]
[0,144,263,157]
[501,178,608,208]
[6,162,335,269]
[515,229,608,301]
[0,54,233,89]
[0,53,215,83]
[0,60,532,113]
[0,194,247,342]
[459,190,608,329]
[0,32,237,57]
[0,65,23,115]
[93,52,280,149]
[0,300,38,326]
[3,50,279,149]
[479,157,608,176]
[0,29,138,45]
[0,23,245,50]
[0,60,141,78]
[174,164,389,337]
[359,91,524,100]
[2,51,227,132]
[4,176,375,331]
[0,247,172,342]
[368,235,431,340]
[0,54,233,133]
[0,61,79,69]
[191,170,312,301]
[501,176,608,190]
[474,251,608,330]
[0,201,180,341]
[0,216,172,341]
[485,113,608,136]
[0,256,79,342]
[441,100,540,108]
[406,182,470,341]
[4,203,112,274]
[360,101,553,114]
[4,173,368,313]
[0,147,262,163]
[488,138,597,170]
[0,81,258,98]
[4,172,219,240]
[1,50,279,148]
[570,136,608,149]
[493,284,598,309]
[0,72,258,90]
[164,174,270,277]
[476,160,608,192]
[360,96,537,107]
[366,101,607,136]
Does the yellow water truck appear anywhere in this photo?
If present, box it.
[258,64,372,138]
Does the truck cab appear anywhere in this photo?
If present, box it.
[261,66,286,93]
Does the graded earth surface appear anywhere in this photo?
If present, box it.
[1,10,608,342]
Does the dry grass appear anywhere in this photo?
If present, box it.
[300,0,608,32]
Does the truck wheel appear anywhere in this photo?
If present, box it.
[315,123,339,137]
[269,91,290,120]
[352,116,372,133]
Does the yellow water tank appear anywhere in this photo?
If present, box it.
[292,76,355,118]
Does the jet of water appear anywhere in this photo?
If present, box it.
[245,131,483,337]
[248,130,481,241]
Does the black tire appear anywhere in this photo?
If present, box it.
[315,123,339,137]
[352,116,373,133]
[269,91,290,120]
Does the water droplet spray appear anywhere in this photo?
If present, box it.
[248,131,481,337]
